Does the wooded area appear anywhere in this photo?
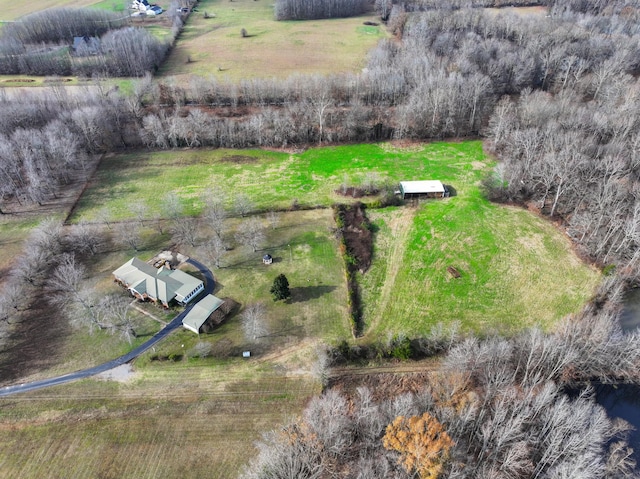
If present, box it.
[247,301,640,478]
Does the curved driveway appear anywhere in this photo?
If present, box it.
[0,258,214,398]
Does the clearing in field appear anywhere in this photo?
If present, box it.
[158,0,386,80]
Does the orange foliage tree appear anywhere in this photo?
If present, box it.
[382,412,454,479]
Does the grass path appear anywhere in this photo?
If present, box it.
[365,206,416,337]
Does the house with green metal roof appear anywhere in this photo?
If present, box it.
[113,257,204,307]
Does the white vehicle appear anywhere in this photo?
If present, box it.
[130,0,163,15]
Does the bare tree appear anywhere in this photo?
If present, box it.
[115,221,143,252]
[233,193,253,217]
[129,201,149,225]
[203,196,227,239]
[97,294,137,344]
[241,302,268,342]
[266,210,280,230]
[162,192,183,220]
[203,235,227,269]
[95,207,113,229]
[172,216,199,247]
[69,220,101,255]
[235,217,265,252]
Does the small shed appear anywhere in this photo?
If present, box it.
[263,254,273,265]
[399,180,446,199]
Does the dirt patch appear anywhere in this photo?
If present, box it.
[220,155,258,164]
[334,186,379,198]
[329,370,433,402]
[43,78,73,83]
[97,364,137,383]
[334,202,374,337]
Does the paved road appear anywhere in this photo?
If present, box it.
[0,258,214,398]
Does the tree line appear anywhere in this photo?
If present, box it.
[274,0,370,20]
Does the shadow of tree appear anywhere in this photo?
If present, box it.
[289,285,336,303]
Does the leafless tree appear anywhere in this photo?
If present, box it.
[162,192,183,220]
[129,201,149,225]
[115,221,143,252]
[172,216,199,248]
[203,196,227,239]
[233,193,253,217]
[266,210,280,230]
[203,235,227,269]
[69,220,102,256]
[235,217,265,252]
[241,302,268,342]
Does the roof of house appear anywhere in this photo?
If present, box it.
[72,36,100,54]
[113,258,203,304]
[400,180,445,194]
[182,294,225,333]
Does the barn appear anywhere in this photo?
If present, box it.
[399,180,446,199]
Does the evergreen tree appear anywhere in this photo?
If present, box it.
[270,274,290,301]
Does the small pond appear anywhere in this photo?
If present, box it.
[595,289,640,465]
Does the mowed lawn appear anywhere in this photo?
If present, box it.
[0,361,319,479]
[159,0,386,80]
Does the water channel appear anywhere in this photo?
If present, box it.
[594,289,640,465]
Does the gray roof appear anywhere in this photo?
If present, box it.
[400,180,445,194]
[113,257,203,305]
[182,295,225,333]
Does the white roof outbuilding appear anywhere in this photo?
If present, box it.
[399,180,446,199]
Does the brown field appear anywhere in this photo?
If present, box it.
[0,357,320,479]
[159,0,387,81]
[0,0,107,20]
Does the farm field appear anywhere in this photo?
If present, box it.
[73,141,600,336]
[361,202,600,337]
[0,0,108,21]
[159,0,386,80]
[0,359,319,479]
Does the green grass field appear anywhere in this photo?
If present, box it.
[0,360,319,479]
[361,203,599,338]
[159,0,386,80]
[73,143,479,222]
[73,141,600,337]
